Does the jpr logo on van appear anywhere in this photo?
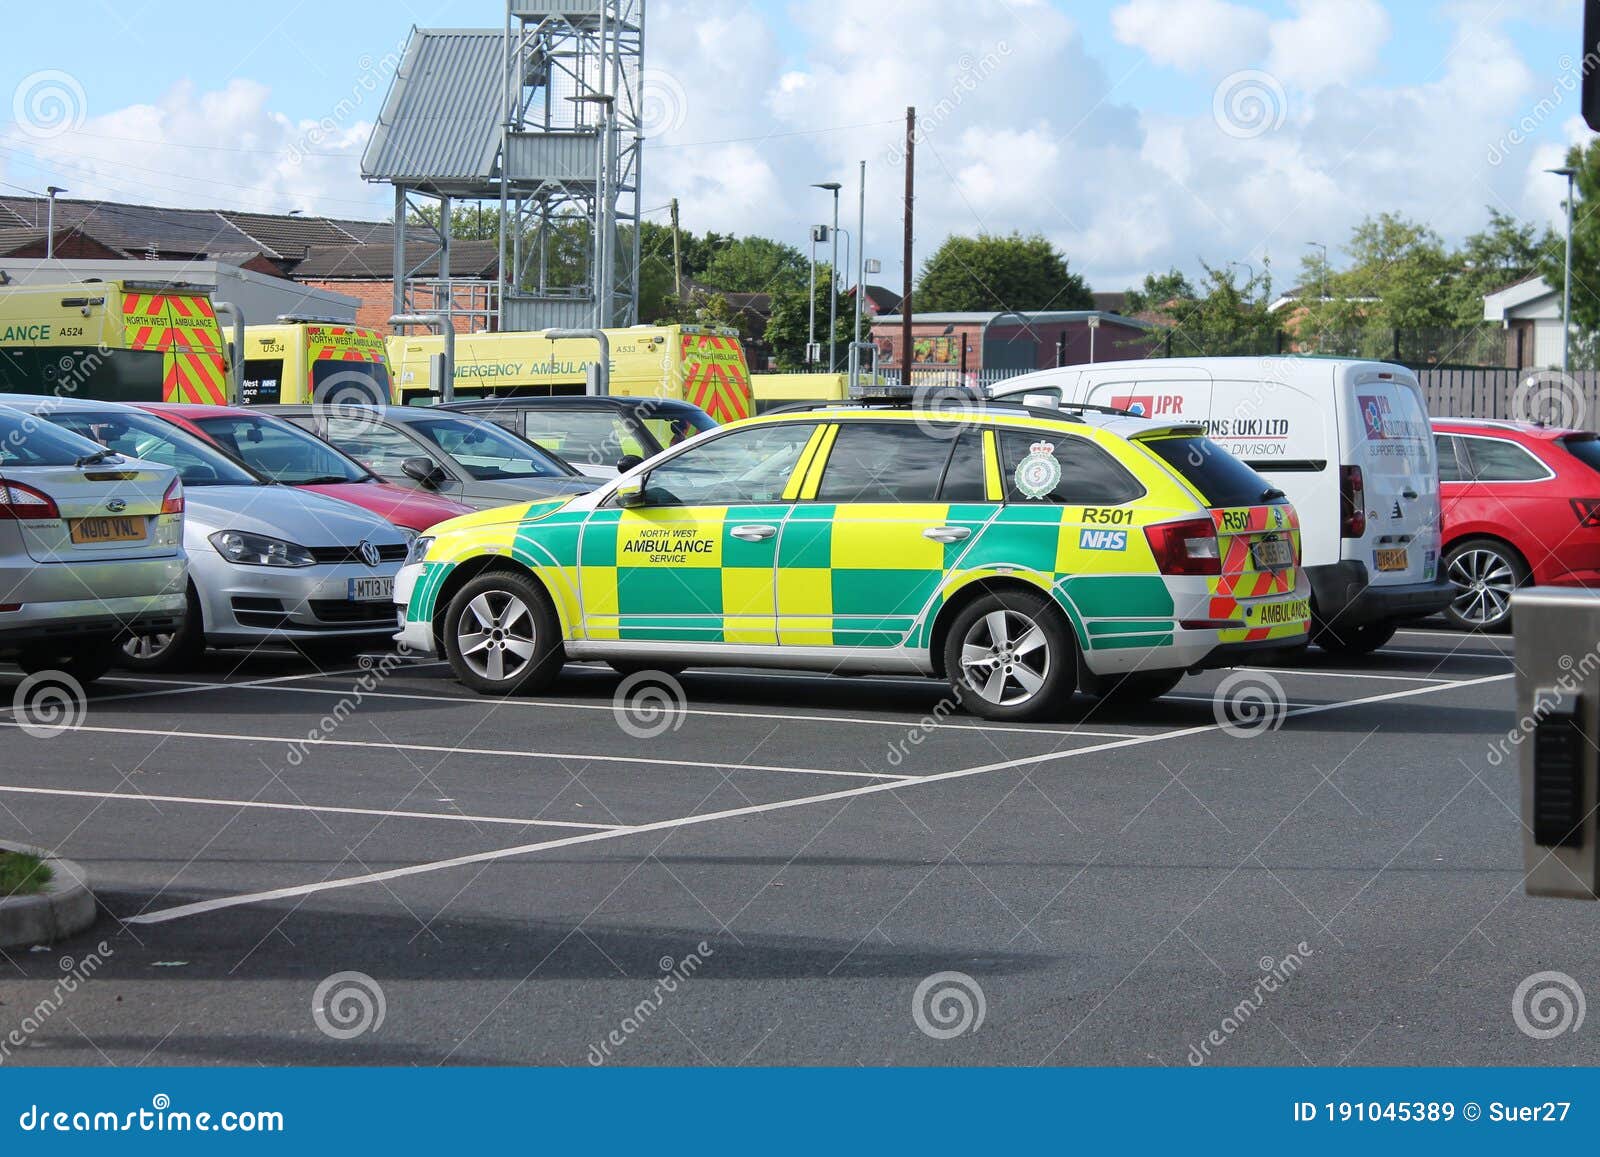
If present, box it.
[1079,528,1128,552]
[1110,393,1183,417]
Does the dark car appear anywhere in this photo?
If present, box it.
[437,395,717,478]
[262,405,595,511]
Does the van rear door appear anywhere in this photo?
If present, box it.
[1338,370,1441,588]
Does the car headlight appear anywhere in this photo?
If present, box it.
[208,530,315,568]
[406,535,435,566]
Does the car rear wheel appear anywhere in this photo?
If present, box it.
[1313,618,1397,655]
[943,589,1075,722]
[118,585,207,673]
[16,637,120,686]
[1443,538,1527,632]
[444,570,564,696]
[1078,668,1185,703]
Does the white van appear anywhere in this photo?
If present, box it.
[989,356,1454,653]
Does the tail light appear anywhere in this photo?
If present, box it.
[1340,465,1366,538]
[1571,498,1600,528]
[1144,517,1221,576]
[0,480,60,521]
[160,478,185,515]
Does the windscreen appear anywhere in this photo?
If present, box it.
[194,413,369,484]
[409,416,576,481]
[48,410,260,487]
[1561,434,1600,474]
[1140,434,1285,507]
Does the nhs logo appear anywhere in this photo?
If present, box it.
[1079,528,1127,552]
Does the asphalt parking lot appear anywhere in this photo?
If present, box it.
[0,626,1593,1067]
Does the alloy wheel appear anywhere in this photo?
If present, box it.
[1446,546,1517,628]
[958,609,1051,707]
[456,590,538,682]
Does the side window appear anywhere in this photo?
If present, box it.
[522,411,636,467]
[322,418,428,477]
[240,358,284,405]
[642,422,817,507]
[814,423,955,503]
[1435,435,1465,483]
[997,429,1143,504]
[1462,436,1548,482]
[938,428,987,501]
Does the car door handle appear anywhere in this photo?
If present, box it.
[730,524,778,541]
[923,526,972,543]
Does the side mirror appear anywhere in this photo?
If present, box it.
[616,453,645,473]
[615,478,647,508]
[401,456,447,488]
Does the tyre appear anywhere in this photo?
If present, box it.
[942,588,1076,722]
[608,661,686,679]
[1078,667,1185,703]
[1313,618,1397,656]
[1442,538,1527,632]
[16,636,119,686]
[119,583,207,673]
[443,570,564,696]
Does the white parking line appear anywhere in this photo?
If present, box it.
[1384,648,1513,661]
[111,677,1142,740]
[1236,666,1452,683]
[124,670,1515,926]
[0,720,908,782]
[0,785,619,830]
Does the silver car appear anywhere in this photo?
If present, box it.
[0,403,187,684]
[0,395,409,671]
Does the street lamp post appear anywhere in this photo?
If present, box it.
[807,225,819,367]
[45,185,66,260]
[1549,166,1577,377]
[813,182,842,371]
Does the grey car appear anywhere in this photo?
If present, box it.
[0,403,187,683]
[264,405,596,511]
[1,395,410,671]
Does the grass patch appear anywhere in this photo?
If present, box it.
[0,851,52,897]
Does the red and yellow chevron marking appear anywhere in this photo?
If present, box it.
[680,333,753,423]
[1208,505,1300,599]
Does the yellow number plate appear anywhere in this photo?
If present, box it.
[1374,548,1408,572]
[70,516,146,544]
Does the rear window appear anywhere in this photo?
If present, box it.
[1140,435,1283,508]
[1562,434,1600,474]
[0,407,110,467]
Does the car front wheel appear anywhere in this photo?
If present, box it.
[443,570,564,696]
[943,589,1076,722]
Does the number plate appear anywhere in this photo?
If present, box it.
[348,576,396,602]
[1250,536,1294,570]
[1374,547,1409,572]
[70,516,146,544]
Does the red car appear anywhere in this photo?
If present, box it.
[1434,418,1600,630]
[138,404,474,533]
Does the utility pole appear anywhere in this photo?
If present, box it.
[901,107,915,388]
[853,160,866,389]
[669,198,683,302]
[45,185,65,260]
[1550,166,1577,376]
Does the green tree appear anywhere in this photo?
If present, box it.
[1454,207,1557,325]
[1160,263,1281,357]
[916,232,1092,313]
[698,235,807,294]
[1295,213,1458,344]
[764,265,852,371]
[1539,139,1600,334]
[1123,268,1197,315]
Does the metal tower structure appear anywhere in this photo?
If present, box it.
[499,0,643,330]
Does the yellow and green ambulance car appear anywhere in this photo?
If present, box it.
[394,399,1311,720]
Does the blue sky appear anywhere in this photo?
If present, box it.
[1,1,1592,290]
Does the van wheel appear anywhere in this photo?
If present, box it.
[16,637,119,686]
[118,585,207,673]
[1313,619,1397,656]
[444,571,564,696]
[943,589,1076,722]
[1442,538,1527,632]
[1078,668,1184,703]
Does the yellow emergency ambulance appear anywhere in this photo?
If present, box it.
[395,395,1312,720]
[386,324,755,424]
[0,280,230,404]
[238,317,391,406]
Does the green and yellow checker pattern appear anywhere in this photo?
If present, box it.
[404,410,1312,657]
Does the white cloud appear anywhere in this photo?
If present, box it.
[1265,0,1393,92]
[1110,0,1271,74]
